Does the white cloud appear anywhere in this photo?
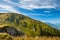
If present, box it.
[20,5,55,9]
[2,0,18,6]
[0,5,19,13]
[1,0,59,10]
[20,0,56,9]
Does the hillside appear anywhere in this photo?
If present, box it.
[0,13,60,37]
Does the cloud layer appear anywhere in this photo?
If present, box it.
[0,0,60,10]
[0,0,60,16]
[0,0,60,23]
[20,0,60,9]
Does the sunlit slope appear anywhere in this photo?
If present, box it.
[0,13,60,36]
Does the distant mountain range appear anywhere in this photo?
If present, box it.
[53,23,60,29]
[0,13,60,37]
[46,23,60,30]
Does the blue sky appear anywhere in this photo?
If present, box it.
[0,0,60,23]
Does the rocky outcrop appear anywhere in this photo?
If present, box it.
[0,26,25,36]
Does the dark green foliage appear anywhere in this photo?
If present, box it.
[15,19,19,26]
[22,22,27,28]
[19,15,25,20]
[5,13,15,22]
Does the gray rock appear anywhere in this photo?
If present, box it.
[0,26,25,36]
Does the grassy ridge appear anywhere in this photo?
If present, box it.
[0,13,60,37]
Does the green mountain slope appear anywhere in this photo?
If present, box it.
[0,13,60,37]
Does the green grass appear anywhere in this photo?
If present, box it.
[0,13,60,37]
